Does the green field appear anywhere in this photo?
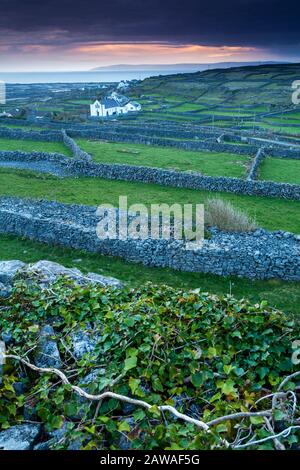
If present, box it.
[68,99,92,105]
[0,167,299,233]
[130,64,300,115]
[199,110,252,117]
[259,157,300,185]
[0,124,43,130]
[169,103,206,112]
[77,139,249,178]
[0,138,71,155]
[242,121,300,135]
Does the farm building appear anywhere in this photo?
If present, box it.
[90,93,141,118]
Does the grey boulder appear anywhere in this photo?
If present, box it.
[0,282,12,298]
[34,325,62,368]
[71,329,99,360]
[0,260,25,285]
[0,424,41,450]
[24,260,123,288]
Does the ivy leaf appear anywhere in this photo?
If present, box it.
[129,377,141,395]
[118,421,131,432]
[250,416,265,425]
[216,423,228,433]
[231,330,242,339]
[257,367,269,379]
[28,325,39,333]
[149,405,161,417]
[273,409,285,421]
[223,364,234,375]
[234,367,245,377]
[219,379,237,396]
[191,373,203,388]
[49,415,64,429]
[98,416,110,423]
[124,356,137,372]
[133,409,146,421]
[64,403,77,417]
[207,347,217,358]
[124,348,138,371]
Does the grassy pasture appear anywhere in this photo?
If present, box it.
[259,157,300,185]
[0,138,71,155]
[0,167,299,234]
[168,103,206,112]
[76,139,249,178]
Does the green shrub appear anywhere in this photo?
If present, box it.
[0,280,299,450]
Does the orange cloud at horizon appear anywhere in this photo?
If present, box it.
[74,42,261,64]
[0,39,273,72]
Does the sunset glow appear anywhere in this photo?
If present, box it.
[0,0,299,71]
[0,40,269,71]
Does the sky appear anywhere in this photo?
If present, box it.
[0,0,300,71]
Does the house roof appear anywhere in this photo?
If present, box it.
[93,98,119,109]
[92,96,141,110]
[102,98,120,109]
[114,95,130,106]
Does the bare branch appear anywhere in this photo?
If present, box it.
[4,353,300,451]
[206,411,272,427]
[234,426,300,449]
[278,371,300,391]
[4,354,210,431]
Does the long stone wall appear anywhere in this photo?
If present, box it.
[0,150,68,164]
[68,159,300,200]
[0,126,63,142]
[1,122,300,160]
[62,130,91,161]
[0,124,257,155]
[0,197,298,281]
[0,150,299,200]
[247,147,266,181]
[68,128,258,155]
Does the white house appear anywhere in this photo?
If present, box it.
[90,94,141,118]
[117,80,130,90]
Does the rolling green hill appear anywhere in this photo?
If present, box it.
[130,63,300,107]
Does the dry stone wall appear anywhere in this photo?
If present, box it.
[0,149,299,200]
[0,197,298,281]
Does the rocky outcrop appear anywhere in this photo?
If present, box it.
[0,259,123,296]
[34,325,62,369]
[0,260,26,284]
[71,329,100,360]
[0,424,41,450]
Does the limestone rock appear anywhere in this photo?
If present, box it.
[0,260,26,285]
[71,330,99,360]
[0,282,11,298]
[24,260,123,288]
[0,424,41,450]
[34,325,62,369]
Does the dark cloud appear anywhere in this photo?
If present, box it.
[0,0,299,49]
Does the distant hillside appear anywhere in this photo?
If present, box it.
[91,61,282,72]
[91,61,284,73]
[129,63,300,107]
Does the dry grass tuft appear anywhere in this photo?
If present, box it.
[206,198,257,232]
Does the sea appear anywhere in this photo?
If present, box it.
[0,70,181,84]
